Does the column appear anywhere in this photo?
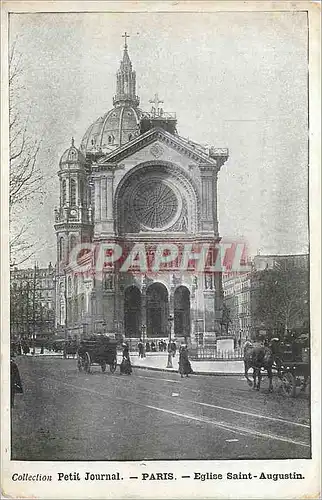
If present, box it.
[199,164,215,233]
[106,171,114,221]
[65,177,70,205]
[94,177,101,222]
[212,170,219,235]
[214,272,223,335]
[100,177,107,220]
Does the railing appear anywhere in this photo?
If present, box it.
[190,347,244,361]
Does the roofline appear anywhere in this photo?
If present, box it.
[98,126,218,166]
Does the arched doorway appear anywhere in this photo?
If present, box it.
[124,286,141,338]
[174,286,191,339]
[146,283,169,338]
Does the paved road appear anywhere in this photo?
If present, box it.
[11,356,310,461]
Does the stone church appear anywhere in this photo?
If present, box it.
[54,36,229,345]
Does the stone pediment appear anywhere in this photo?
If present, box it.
[96,127,228,167]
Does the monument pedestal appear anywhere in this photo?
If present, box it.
[216,336,234,353]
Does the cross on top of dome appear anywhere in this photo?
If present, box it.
[149,93,164,117]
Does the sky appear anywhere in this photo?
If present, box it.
[9,10,309,267]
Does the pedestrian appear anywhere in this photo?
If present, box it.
[171,341,177,357]
[151,341,156,352]
[138,339,144,358]
[145,341,150,353]
[120,343,132,375]
[11,357,23,408]
[178,344,193,378]
[22,340,29,355]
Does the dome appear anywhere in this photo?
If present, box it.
[80,105,143,155]
[60,138,86,168]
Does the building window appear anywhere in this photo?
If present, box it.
[70,179,76,206]
[58,237,64,261]
[74,276,78,296]
[62,179,67,205]
[79,180,84,205]
[70,234,77,251]
[103,273,113,290]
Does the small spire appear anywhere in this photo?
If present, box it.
[71,137,75,147]
[113,33,140,107]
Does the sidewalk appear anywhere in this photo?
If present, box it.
[22,349,244,375]
[123,353,244,376]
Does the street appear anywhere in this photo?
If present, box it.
[11,356,310,461]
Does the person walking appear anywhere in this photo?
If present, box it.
[120,343,132,375]
[138,339,144,358]
[178,344,193,378]
[10,357,23,408]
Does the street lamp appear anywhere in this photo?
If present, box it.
[141,324,146,358]
[167,315,174,368]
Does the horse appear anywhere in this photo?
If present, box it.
[244,344,274,392]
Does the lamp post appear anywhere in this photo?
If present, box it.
[166,315,174,368]
[141,324,146,358]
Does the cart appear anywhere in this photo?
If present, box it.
[52,339,78,358]
[77,335,118,374]
[273,343,310,398]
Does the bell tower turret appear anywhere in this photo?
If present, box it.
[54,138,93,266]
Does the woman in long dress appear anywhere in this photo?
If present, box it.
[178,345,193,378]
[120,343,132,375]
[11,358,23,407]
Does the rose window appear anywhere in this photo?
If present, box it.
[132,180,179,229]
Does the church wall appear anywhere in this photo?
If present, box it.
[112,140,202,195]
[54,41,228,345]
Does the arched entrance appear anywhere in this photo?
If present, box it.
[124,286,141,338]
[146,283,169,338]
[174,286,191,339]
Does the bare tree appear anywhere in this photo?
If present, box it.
[9,42,44,265]
[254,260,309,337]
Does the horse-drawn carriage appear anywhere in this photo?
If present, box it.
[273,342,310,398]
[244,337,310,398]
[52,338,78,358]
[77,335,118,374]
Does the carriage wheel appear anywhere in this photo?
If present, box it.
[101,362,106,373]
[77,354,83,372]
[110,359,117,373]
[281,371,297,398]
[84,352,91,374]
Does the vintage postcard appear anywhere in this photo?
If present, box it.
[1,1,321,499]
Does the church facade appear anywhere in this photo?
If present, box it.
[54,37,229,345]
